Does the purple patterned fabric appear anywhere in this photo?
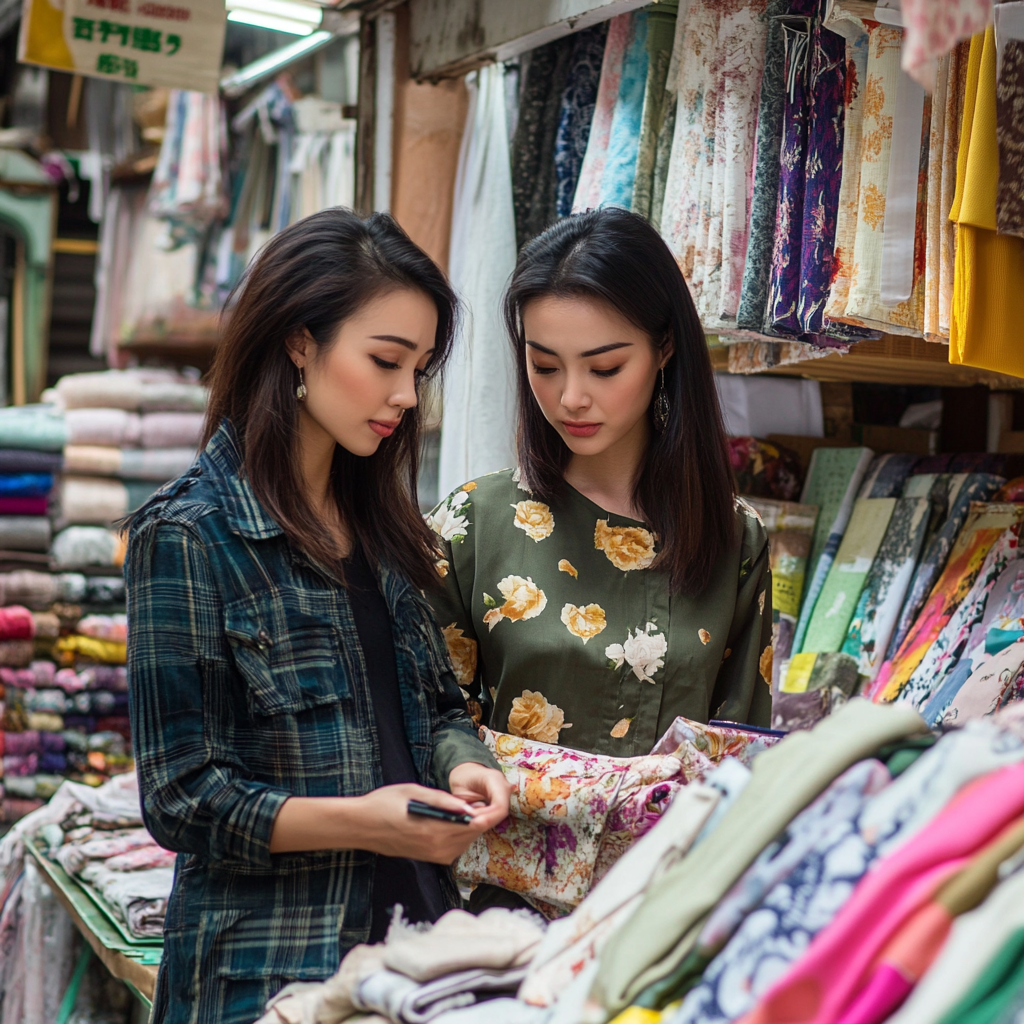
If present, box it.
[766,21,812,335]
[798,23,847,333]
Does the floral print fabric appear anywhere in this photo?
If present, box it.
[901,0,994,88]
[428,470,772,758]
[455,729,688,913]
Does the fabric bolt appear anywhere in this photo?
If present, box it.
[874,504,1024,703]
[736,0,789,332]
[798,23,847,334]
[823,15,870,327]
[672,759,894,1024]
[520,782,721,1008]
[0,518,51,553]
[650,92,677,230]
[766,20,813,336]
[631,3,677,224]
[428,473,773,757]
[590,699,928,1015]
[880,57,927,305]
[512,35,576,249]
[0,406,66,452]
[859,455,921,499]
[138,380,206,413]
[64,408,141,447]
[650,717,782,768]
[456,729,688,912]
[940,43,972,339]
[949,27,1024,377]
[554,25,608,219]
[60,477,129,526]
[857,477,938,660]
[888,862,1024,1023]
[0,474,52,498]
[895,518,1024,711]
[802,499,897,654]
[573,15,631,212]
[0,449,61,474]
[901,0,995,89]
[0,498,47,516]
[937,927,1024,1024]
[793,448,875,656]
[727,439,805,502]
[119,448,197,482]
[51,526,127,569]
[996,34,1024,235]
[741,763,1024,1024]
[841,23,928,336]
[0,607,34,642]
[841,499,930,680]
[438,64,518,498]
[886,474,1004,662]
[63,445,123,477]
[139,411,204,450]
[601,12,649,209]
[925,54,953,341]
[942,638,1024,723]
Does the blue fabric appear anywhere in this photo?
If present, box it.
[599,11,649,208]
[0,473,52,497]
[920,655,977,727]
[988,628,1024,655]
[554,25,608,218]
[127,421,494,1024]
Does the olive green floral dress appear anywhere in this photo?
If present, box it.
[427,469,773,758]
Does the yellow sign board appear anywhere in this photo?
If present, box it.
[17,0,226,93]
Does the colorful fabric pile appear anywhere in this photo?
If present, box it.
[244,701,1024,1024]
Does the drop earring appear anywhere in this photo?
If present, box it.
[653,367,670,432]
[296,366,307,401]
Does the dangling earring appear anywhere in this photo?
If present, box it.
[296,366,307,401]
[653,367,670,432]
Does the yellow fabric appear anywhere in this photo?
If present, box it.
[55,634,127,665]
[609,1009,665,1024]
[950,28,1024,379]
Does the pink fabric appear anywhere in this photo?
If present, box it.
[0,498,48,515]
[0,606,34,641]
[901,0,994,88]
[572,15,630,212]
[742,763,1024,1024]
[834,965,913,1024]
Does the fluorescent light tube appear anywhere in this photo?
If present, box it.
[226,0,323,24]
[220,29,336,95]
[227,9,316,34]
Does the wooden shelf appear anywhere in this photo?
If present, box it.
[712,335,1024,389]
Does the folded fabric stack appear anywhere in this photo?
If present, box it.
[0,773,173,942]
[53,368,204,533]
[252,701,1024,1024]
[259,908,546,1024]
[0,566,131,821]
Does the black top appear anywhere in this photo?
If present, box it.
[344,543,447,940]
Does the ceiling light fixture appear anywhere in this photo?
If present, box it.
[220,27,340,96]
[227,9,316,35]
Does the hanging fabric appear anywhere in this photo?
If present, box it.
[573,15,632,213]
[901,0,995,89]
[994,5,1024,236]
[600,12,649,208]
[554,25,609,219]
[438,65,518,498]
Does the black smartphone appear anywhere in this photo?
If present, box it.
[407,799,473,826]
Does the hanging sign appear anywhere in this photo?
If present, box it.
[17,0,226,93]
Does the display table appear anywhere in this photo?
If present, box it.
[26,840,161,1008]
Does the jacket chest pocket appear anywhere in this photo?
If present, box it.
[224,592,351,716]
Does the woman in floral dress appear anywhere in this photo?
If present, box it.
[428,208,773,763]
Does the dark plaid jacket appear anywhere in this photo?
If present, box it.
[126,421,494,1024]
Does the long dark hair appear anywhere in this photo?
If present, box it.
[201,208,456,591]
[504,208,735,595]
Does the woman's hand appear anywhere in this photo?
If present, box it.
[352,781,505,864]
[449,762,512,821]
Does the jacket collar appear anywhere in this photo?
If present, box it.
[199,420,285,541]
